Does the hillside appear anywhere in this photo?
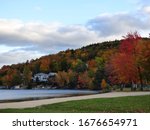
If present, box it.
[0,33,149,90]
[0,40,120,74]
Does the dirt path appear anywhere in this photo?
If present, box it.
[0,91,150,109]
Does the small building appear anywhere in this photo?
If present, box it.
[14,85,20,89]
[32,72,57,82]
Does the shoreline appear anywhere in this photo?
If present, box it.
[0,89,99,103]
[0,93,98,103]
[0,91,150,109]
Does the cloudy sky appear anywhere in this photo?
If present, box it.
[0,0,150,68]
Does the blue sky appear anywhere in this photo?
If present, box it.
[0,0,150,67]
[1,0,137,24]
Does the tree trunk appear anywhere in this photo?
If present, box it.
[137,66,143,91]
[120,83,124,91]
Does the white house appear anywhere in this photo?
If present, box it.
[32,72,56,82]
[48,72,56,77]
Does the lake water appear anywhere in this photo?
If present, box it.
[0,89,99,102]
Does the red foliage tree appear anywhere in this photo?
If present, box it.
[107,32,144,90]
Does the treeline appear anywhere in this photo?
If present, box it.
[0,32,149,90]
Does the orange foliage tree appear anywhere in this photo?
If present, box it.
[2,69,22,88]
[101,79,107,90]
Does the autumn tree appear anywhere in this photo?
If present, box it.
[87,59,97,72]
[77,71,93,89]
[101,49,117,62]
[2,69,22,88]
[31,61,40,74]
[40,58,50,73]
[67,70,78,89]
[101,79,107,90]
[120,32,143,90]
[50,61,60,72]
[107,32,144,90]
[55,70,78,89]
[92,57,106,90]
[93,69,106,90]
[136,39,150,83]
[11,70,22,86]
[72,59,87,73]
[60,58,71,72]
[111,53,138,83]
[95,57,105,70]
[55,71,69,88]
[23,66,32,87]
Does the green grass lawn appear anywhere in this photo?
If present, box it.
[0,95,150,113]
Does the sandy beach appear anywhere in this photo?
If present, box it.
[0,91,150,109]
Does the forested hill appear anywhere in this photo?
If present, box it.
[0,40,120,73]
[0,34,149,90]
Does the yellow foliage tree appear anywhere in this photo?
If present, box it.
[101,79,107,90]
[55,71,69,87]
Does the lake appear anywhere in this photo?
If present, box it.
[0,89,99,102]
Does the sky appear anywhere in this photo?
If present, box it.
[0,0,150,68]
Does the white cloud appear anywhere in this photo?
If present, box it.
[142,6,150,14]
[0,19,101,50]
[87,12,150,37]
[0,6,150,67]
[0,50,43,68]
[0,19,101,67]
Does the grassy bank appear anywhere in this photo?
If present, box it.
[0,95,150,113]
